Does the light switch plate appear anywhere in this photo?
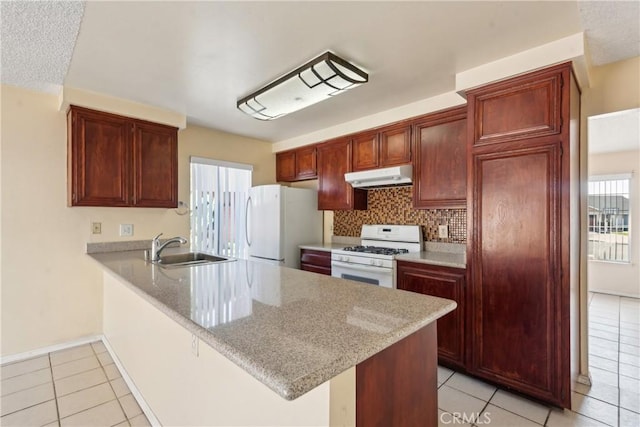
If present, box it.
[438,225,448,239]
[120,224,134,237]
[92,222,102,234]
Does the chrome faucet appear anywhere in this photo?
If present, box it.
[151,233,187,262]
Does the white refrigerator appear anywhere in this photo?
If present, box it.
[246,185,322,268]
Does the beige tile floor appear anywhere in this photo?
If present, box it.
[437,292,640,427]
[1,341,151,427]
[1,292,637,426]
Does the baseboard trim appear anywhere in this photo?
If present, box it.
[102,336,161,427]
[1,335,160,427]
[577,373,592,386]
[0,335,103,365]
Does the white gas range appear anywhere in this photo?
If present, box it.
[331,225,422,288]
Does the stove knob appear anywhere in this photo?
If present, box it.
[370,259,375,265]
[377,260,383,266]
[339,256,345,262]
[345,256,350,262]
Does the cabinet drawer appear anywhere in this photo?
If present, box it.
[300,249,331,267]
[301,263,331,276]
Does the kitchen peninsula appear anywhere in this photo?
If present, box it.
[90,247,456,426]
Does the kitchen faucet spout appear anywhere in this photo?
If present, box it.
[151,233,188,262]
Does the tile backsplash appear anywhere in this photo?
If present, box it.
[333,186,466,243]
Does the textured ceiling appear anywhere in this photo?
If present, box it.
[0,1,638,143]
[578,0,640,66]
[1,1,84,93]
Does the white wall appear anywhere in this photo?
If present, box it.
[0,84,275,356]
[588,149,640,297]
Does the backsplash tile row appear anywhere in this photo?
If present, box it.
[333,186,466,243]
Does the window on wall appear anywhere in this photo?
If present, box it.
[190,157,252,259]
[588,174,631,263]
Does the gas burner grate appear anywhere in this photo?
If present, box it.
[342,246,410,256]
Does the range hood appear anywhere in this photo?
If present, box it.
[345,165,412,188]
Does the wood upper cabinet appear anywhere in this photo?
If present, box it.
[413,106,467,209]
[276,145,317,182]
[471,67,562,146]
[67,106,177,207]
[351,124,411,171]
[352,132,379,171]
[317,138,367,210]
[379,123,412,167]
[466,62,578,408]
[397,261,465,369]
[300,249,331,276]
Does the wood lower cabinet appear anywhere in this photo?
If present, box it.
[397,261,465,369]
[68,106,177,207]
[318,138,367,210]
[276,145,317,182]
[300,249,331,276]
[466,62,579,408]
[413,106,467,208]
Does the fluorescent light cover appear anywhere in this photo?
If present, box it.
[237,52,368,121]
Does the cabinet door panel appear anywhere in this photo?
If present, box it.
[472,73,561,145]
[397,262,465,368]
[69,109,130,206]
[380,124,411,167]
[295,146,317,179]
[318,139,366,210]
[352,132,379,171]
[413,107,466,209]
[471,144,561,399]
[133,122,177,207]
[276,151,296,182]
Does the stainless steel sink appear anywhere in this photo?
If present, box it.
[156,252,236,268]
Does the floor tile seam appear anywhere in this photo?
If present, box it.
[443,382,494,403]
[48,353,62,425]
[0,397,57,418]
[589,334,622,344]
[589,351,618,363]
[484,396,549,425]
[618,370,640,381]
[618,348,640,357]
[50,353,99,369]
[480,402,551,426]
[0,376,54,398]
[58,396,120,421]
[572,398,619,427]
[95,344,130,422]
[55,377,111,399]
[0,355,49,368]
[573,385,620,407]
[0,366,52,384]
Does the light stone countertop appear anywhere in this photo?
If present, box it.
[89,249,456,400]
[395,251,466,269]
[298,243,346,252]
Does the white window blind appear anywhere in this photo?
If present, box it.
[190,157,252,259]
[588,174,632,263]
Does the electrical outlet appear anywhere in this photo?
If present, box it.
[120,224,134,237]
[438,225,449,239]
[92,222,102,234]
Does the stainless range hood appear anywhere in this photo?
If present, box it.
[345,165,412,189]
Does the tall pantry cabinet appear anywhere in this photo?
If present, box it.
[466,62,580,408]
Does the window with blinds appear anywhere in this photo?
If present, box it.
[588,174,632,263]
[190,157,252,259]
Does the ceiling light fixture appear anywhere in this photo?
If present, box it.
[237,52,368,121]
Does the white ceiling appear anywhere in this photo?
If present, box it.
[1,1,638,143]
[588,108,640,154]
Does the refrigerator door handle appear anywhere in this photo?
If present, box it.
[245,196,252,246]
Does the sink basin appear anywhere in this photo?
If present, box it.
[157,252,236,268]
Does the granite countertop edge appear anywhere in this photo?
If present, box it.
[89,254,456,401]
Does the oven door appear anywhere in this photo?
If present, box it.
[331,260,394,288]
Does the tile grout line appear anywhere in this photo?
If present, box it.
[617,295,622,427]
[48,352,62,426]
[93,343,130,422]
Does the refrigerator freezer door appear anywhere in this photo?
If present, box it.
[248,185,284,261]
